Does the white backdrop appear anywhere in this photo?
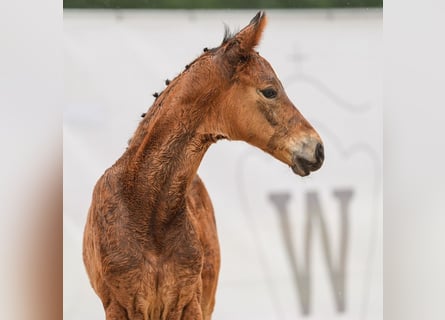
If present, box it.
[64,9,382,320]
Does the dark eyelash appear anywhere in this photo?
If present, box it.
[260,88,277,99]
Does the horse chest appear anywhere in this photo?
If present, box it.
[146,236,204,287]
[137,244,204,313]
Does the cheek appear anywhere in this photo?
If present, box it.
[225,88,276,140]
[236,101,277,145]
[256,100,279,127]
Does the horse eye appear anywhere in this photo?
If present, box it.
[260,88,277,99]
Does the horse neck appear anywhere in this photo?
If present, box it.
[118,73,221,241]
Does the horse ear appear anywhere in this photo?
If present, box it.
[235,11,267,52]
[218,11,267,73]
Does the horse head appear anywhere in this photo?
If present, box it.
[207,11,324,176]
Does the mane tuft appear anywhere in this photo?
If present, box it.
[222,24,237,44]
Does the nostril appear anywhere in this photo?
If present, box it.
[315,143,324,163]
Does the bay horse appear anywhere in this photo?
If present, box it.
[83,11,324,320]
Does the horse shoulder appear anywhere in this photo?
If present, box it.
[85,168,145,281]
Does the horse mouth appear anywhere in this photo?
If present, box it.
[291,163,311,177]
[291,156,323,177]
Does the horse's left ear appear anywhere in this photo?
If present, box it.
[235,11,267,52]
[218,11,267,72]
